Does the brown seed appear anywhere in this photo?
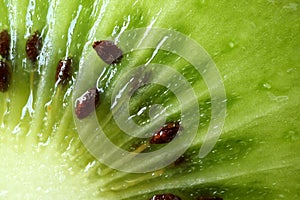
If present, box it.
[130,68,151,92]
[0,30,10,59]
[0,60,11,92]
[92,40,123,64]
[150,122,180,144]
[75,88,100,119]
[197,196,223,200]
[55,57,72,85]
[25,31,42,62]
[149,193,181,200]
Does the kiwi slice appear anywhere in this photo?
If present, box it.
[0,0,299,199]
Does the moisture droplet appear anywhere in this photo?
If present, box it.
[92,40,123,64]
[263,83,271,89]
[286,68,296,73]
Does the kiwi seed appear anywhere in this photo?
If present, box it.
[75,87,100,119]
[0,60,11,92]
[92,40,123,64]
[150,122,181,144]
[25,31,43,62]
[0,30,10,59]
[55,57,72,85]
[149,193,181,200]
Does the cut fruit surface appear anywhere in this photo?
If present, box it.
[0,0,299,199]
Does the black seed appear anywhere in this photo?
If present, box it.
[55,57,72,85]
[150,122,180,144]
[0,60,11,92]
[25,31,42,62]
[149,193,181,200]
[174,155,187,166]
[75,88,100,119]
[197,196,223,200]
[0,30,10,59]
[92,40,123,64]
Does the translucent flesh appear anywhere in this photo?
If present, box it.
[0,0,299,199]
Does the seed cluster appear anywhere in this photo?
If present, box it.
[0,29,76,93]
[1,29,224,199]
[75,39,124,119]
[149,193,181,200]
[25,31,42,62]
[0,30,46,92]
[74,39,124,119]
[55,57,72,85]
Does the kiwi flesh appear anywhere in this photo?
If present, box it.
[0,0,299,200]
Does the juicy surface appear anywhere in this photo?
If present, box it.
[0,0,299,199]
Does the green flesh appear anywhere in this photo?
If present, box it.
[0,0,300,199]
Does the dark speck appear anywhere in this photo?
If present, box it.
[25,31,42,62]
[149,193,181,200]
[0,30,10,59]
[174,155,187,166]
[150,122,180,144]
[0,60,11,92]
[197,196,223,200]
[55,57,72,85]
[75,88,100,119]
[92,40,123,64]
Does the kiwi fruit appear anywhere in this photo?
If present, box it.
[0,0,299,199]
